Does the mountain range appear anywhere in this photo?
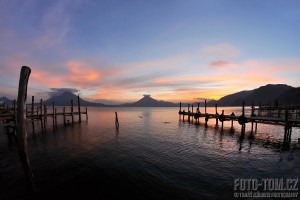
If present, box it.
[215,84,300,106]
[1,84,299,107]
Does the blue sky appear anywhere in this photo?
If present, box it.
[0,0,299,103]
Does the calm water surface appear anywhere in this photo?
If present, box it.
[1,107,299,199]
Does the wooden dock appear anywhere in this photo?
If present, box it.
[179,101,300,145]
[0,95,88,134]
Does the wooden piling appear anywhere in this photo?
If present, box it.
[52,102,55,128]
[179,102,182,112]
[31,96,35,133]
[71,99,74,123]
[63,107,66,125]
[188,104,190,123]
[43,105,47,130]
[230,112,235,131]
[215,104,218,125]
[85,107,88,119]
[78,95,81,123]
[40,99,44,132]
[221,110,224,132]
[15,66,35,190]
[115,112,119,131]
[205,100,207,114]
[55,108,57,127]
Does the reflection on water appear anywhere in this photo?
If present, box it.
[0,107,299,200]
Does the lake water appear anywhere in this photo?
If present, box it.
[1,107,299,199]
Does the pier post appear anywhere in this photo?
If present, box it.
[251,101,255,133]
[15,66,35,190]
[215,104,218,125]
[242,102,246,132]
[115,112,119,131]
[230,112,235,132]
[52,102,55,128]
[183,110,185,121]
[63,107,66,126]
[255,123,257,132]
[179,102,182,112]
[40,99,44,132]
[85,107,88,119]
[221,110,224,132]
[77,95,81,123]
[71,99,74,124]
[55,108,57,127]
[191,105,194,123]
[31,96,35,133]
[188,104,190,123]
[284,109,291,144]
[43,105,47,131]
[179,102,182,121]
[205,100,207,114]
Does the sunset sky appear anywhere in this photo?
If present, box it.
[0,0,299,103]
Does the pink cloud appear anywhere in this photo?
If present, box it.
[209,60,238,69]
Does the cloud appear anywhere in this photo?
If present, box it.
[209,60,238,69]
[48,88,80,97]
[193,97,214,102]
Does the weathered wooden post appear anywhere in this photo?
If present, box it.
[230,112,235,131]
[55,108,57,127]
[77,95,81,123]
[63,107,66,125]
[284,109,290,143]
[251,101,255,133]
[71,99,74,123]
[221,110,224,132]
[215,103,218,125]
[43,105,47,130]
[115,112,119,131]
[179,102,182,121]
[191,104,194,123]
[52,102,55,128]
[31,96,35,133]
[205,100,207,114]
[15,66,35,190]
[242,101,245,132]
[40,99,44,132]
[188,104,190,123]
[85,107,88,119]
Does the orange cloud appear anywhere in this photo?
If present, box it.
[66,60,103,87]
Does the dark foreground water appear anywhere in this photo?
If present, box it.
[1,107,299,200]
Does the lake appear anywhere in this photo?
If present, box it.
[0,107,299,199]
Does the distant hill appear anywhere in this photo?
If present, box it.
[119,95,177,107]
[43,92,107,107]
[0,96,13,105]
[217,90,253,106]
[277,87,300,105]
[216,84,297,106]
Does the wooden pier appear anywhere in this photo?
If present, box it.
[179,101,300,145]
[0,94,88,134]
